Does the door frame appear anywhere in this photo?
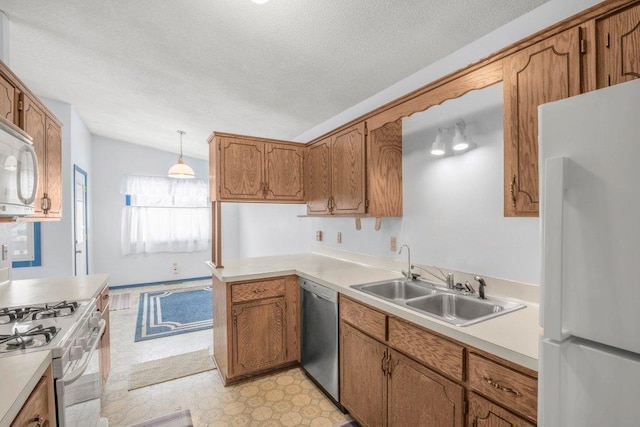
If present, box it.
[73,165,89,275]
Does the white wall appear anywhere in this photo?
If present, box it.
[232,203,312,259]
[309,84,540,284]
[92,135,238,286]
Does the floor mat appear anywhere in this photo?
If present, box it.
[110,293,131,311]
[135,286,212,342]
[128,349,215,391]
[128,409,193,427]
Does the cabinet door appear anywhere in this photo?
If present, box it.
[219,137,264,200]
[305,137,331,214]
[503,28,581,217]
[387,350,464,427]
[468,392,535,427]
[231,297,287,376]
[340,322,386,427]
[597,2,640,88]
[0,73,16,125]
[264,143,304,201]
[45,116,62,217]
[20,94,47,215]
[331,122,366,214]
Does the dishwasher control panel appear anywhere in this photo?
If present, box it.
[300,279,338,303]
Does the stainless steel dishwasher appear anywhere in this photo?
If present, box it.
[300,278,339,403]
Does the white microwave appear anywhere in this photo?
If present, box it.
[0,118,38,216]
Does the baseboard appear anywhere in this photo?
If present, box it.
[109,275,211,290]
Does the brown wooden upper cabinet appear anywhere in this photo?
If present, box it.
[596,2,640,88]
[20,93,63,219]
[305,120,402,217]
[208,132,305,203]
[0,73,18,126]
[503,28,582,217]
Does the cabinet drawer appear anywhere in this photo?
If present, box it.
[468,353,537,422]
[340,296,386,342]
[388,317,464,381]
[231,279,286,303]
[11,373,51,427]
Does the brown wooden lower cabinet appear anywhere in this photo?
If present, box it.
[339,296,538,426]
[11,364,56,427]
[97,285,111,388]
[213,275,300,385]
[468,392,535,427]
[340,323,386,427]
[232,296,287,376]
[340,320,464,427]
[387,349,464,427]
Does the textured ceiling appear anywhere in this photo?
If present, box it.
[0,0,547,159]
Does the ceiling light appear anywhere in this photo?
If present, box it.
[430,129,446,156]
[168,130,195,179]
[452,120,469,151]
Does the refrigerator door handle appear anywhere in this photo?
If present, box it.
[542,157,568,340]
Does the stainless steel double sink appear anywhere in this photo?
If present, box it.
[351,279,525,326]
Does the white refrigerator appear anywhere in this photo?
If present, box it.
[538,78,640,426]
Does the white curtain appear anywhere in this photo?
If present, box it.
[121,176,210,255]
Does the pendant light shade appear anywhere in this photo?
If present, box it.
[168,130,195,179]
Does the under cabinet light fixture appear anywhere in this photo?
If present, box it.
[168,130,195,179]
[430,129,446,156]
[430,119,473,157]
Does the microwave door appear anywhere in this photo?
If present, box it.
[17,144,38,205]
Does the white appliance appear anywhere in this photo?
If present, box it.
[539,78,640,426]
[0,117,38,216]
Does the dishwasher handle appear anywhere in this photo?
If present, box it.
[300,279,338,303]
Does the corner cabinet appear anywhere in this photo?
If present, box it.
[208,132,305,203]
[212,275,300,385]
[503,27,582,217]
[305,120,402,217]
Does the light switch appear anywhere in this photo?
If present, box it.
[390,237,397,252]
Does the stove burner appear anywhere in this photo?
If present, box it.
[0,308,24,325]
[19,301,79,322]
[0,325,60,352]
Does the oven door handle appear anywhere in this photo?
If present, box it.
[59,319,106,386]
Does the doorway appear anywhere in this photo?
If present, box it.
[74,165,89,275]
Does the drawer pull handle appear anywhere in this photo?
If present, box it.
[381,352,387,374]
[252,288,267,294]
[483,375,522,397]
[31,415,43,427]
[510,175,517,208]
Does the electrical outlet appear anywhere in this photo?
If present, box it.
[390,237,397,252]
[172,263,178,275]
[337,232,342,244]
[316,231,323,242]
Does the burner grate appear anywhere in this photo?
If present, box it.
[19,301,79,322]
[0,325,60,352]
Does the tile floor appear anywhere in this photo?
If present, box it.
[103,281,352,427]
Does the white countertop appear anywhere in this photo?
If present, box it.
[207,253,540,371]
[0,273,110,307]
[0,351,52,427]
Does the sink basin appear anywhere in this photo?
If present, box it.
[405,293,525,326]
[353,279,437,301]
[351,279,525,326]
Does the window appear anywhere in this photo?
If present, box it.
[121,175,210,254]
[11,222,42,267]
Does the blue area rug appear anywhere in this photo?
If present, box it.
[135,286,213,342]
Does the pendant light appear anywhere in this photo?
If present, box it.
[168,130,195,179]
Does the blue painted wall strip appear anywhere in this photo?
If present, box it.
[13,223,42,268]
[109,275,212,290]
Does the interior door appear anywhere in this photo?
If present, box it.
[74,166,88,275]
